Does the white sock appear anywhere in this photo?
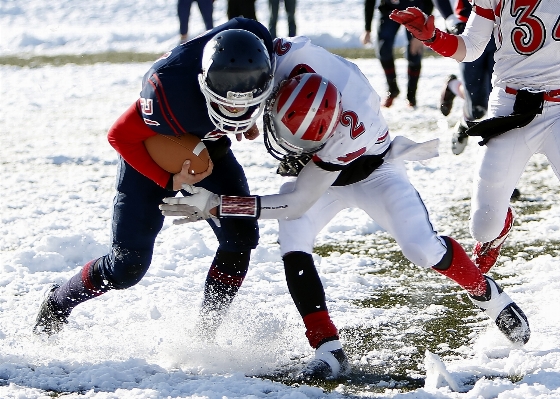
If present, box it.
[448,79,463,99]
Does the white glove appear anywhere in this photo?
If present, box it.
[160,185,220,225]
[445,14,466,34]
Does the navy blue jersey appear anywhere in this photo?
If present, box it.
[138,18,273,140]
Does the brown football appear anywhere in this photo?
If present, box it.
[144,133,210,174]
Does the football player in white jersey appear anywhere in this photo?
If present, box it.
[390,2,560,275]
[160,37,530,380]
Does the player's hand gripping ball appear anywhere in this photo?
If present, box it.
[144,133,210,174]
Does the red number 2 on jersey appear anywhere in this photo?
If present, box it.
[340,110,365,139]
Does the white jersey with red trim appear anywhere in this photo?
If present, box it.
[272,36,390,167]
[470,0,560,90]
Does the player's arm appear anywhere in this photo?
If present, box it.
[160,161,340,223]
[258,162,340,220]
[389,5,493,62]
[108,102,212,190]
[107,102,172,188]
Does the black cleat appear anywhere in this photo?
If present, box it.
[469,276,530,345]
[407,95,417,109]
[440,74,457,116]
[297,341,351,381]
[33,285,68,336]
[382,87,400,108]
[451,120,469,155]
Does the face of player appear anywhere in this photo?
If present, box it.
[219,104,249,116]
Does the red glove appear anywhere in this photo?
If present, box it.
[389,7,435,42]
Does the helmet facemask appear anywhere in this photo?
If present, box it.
[199,74,272,133]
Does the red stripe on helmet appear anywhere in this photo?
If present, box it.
[280,74,321,137]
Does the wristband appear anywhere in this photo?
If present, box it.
[219,195,260,219]
[423,28,459,57]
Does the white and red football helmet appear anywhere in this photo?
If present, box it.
[264,73,342,159]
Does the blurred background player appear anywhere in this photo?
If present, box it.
[361,0,434,108]
[161,36,531,380]
[432,0,519,199]
[227,0,258,21]
[268,0,297,39]
[178,0,214,43]
[33,19,275,341]
[390,2,560,300]
[432,0,495,155]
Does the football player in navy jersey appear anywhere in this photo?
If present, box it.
[361,0,434,108]
[33,18,275,340]
[161,35,530,380]
[432,0,496,155]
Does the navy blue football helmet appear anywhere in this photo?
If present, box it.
[199,29,274,133]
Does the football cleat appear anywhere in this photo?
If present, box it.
[382,88,400,108]
[451,120,469,155]
[33,285,68,336]
[407,95,417,109]
[440,74,457,116]
[297,340,351,381]
[473,207,514,274]
[469,276,530,345]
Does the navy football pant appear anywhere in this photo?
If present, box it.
[52,148,258,312]
[377,14,422,96]
[178,0,213,36]
[100,152,259,289]
[459,38,495,122]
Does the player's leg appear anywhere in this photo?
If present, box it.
[197,0,214,31]
[268,0,279,38]
[278,182,350,379]
[195,143,259,339]
[470,98,532,245]
[34,157,168,335]
[356,161,530,344]
[377,14,401,107]
[440,74,460,117]
[285,0,297,37]
[404,30,422,108]
[541,103,560,180]
[452,40,495,155]
[178,0,195,42]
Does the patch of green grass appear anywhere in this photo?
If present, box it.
[0,52,161,67]
[502,240,560,261]
[0,48,441,67]
[293,231,535,394]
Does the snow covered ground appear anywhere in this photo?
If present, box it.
[2,1,560,398]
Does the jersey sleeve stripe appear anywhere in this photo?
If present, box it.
[148,74,188,137]
[474,5,495,21]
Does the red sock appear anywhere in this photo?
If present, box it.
[303,310,339,349]
[433,237,487,296]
